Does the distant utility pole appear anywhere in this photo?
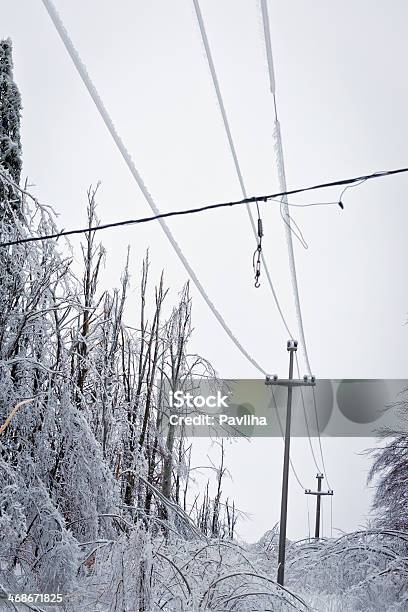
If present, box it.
[265,340,316,587]
[305,473,334,539]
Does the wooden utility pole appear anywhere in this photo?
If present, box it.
[305,473,333,539]
[265,339,316,587]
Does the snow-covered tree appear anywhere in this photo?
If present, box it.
[369,398,408,531]
[0,38,22,203]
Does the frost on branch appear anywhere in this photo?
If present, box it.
[0,38,22,206]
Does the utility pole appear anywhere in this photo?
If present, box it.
[305,474,334,539]
[265,340,316,587]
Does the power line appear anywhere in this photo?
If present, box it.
[330,493,333,538]
[2,165,407,248]
[295,350,334,497]
[191,0,292,337]
[40,0,267,377]
[192,0,248,200]
[306,493,311,541]
[321,495,324,538]
[270,387,306,491]
[311,385,333,491]
[260,0,312,375]
[295,354,322,474]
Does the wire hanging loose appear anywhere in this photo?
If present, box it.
[338,177,368,209]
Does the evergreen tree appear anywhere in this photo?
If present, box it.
[0,38,22,185]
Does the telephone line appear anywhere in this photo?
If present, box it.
[2,165,407,248]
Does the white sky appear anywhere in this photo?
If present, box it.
[2,0,408,541]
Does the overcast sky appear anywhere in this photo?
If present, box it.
[2,0,408,541]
